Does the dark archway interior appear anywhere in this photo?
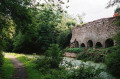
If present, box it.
[81,43,85,48]
[74,41,79,48]
[95,42,102,48]
[105,38,114,48]
[87,40,93,48]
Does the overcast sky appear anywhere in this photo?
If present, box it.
[65,0,116,22]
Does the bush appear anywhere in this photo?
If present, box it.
[57,29,72,49]
[68,65,103,79]
[36,44,63,69]
[114,32,120,46]
[105,47,120,78]
[77,47,115,63]
[65,48,83,54]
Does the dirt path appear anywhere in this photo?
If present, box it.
[6,55,28,79]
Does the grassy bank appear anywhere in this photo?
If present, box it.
[5,53,42,79]
[5,53,105,79]
[0,56,14,79]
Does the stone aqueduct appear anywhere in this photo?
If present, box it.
[70,17,120,48]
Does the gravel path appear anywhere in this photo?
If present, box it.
[6,55,28,79]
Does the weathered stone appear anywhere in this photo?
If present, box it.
[64,52,77,58]
[70,17,120,48]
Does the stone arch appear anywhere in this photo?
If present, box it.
[95,42,102,48]
[80,43,85,48]
[105,38,114,48]
[87,40,93,48]
[74,40,79,48]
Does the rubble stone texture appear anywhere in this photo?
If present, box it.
[70,17,120,48]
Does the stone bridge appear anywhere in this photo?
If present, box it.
[70,17,120,48]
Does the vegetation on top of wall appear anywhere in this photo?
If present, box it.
[64,48,83,54]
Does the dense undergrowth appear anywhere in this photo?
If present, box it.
[5,44,105,79]
[78,47,119,63]
[105,46,120,78]
[65,47,117,63]
[8,53,104,79]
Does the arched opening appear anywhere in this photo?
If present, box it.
[87,40,93,48]
[105,38,114,48]
[80,43,85,48]
[74,40,79,48]
[95,42,102,48]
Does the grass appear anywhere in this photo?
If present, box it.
[0,56,14,79]
[5,53,43,79]
[16,56,42,79]
[5,53,70,79]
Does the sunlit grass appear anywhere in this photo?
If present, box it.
[5,53,44,59]
[5,53,43,79]
[0,56,14,79]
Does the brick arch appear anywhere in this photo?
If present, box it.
[80,43,86,48]
[95,42,102,48]
[87,40,93,48]
[74,39,79,48]
[105,38,114,48]
[70,17,119,48]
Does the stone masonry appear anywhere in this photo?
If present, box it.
[70,17,120,48]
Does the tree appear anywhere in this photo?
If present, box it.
[35,5,63,53]
[106,0,120,8]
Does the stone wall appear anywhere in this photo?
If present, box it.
[70,17,120,48]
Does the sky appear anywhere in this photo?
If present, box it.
[65,0,116,22]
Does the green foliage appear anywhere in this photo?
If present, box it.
[9,52,105,79]
[0,57,14,79]
[0,0,34,52]
[69,65,103,79]
[33,6,63,53]
[66,21,76,27]
[77,47,117,63]
[57,30,72,49]
[105,47,120,78]
[0,15,15,51]
[36,44,63,69]
[0,0,33,33]
[114,16,120,25]
[11,53,69,79]
[0,0,78,54]
[114,32,120,46]
[13,29,38,53]
[65,48,83,54]
[106,0,120,7]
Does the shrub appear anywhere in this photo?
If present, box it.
[105,47,120,78]
[65,48,83,54]
[57,29,72,49]
[77,47,114,63]
[36,44,63,69]
[68,65,103,79]
[114,32,120,46]
[45,44,63,68]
